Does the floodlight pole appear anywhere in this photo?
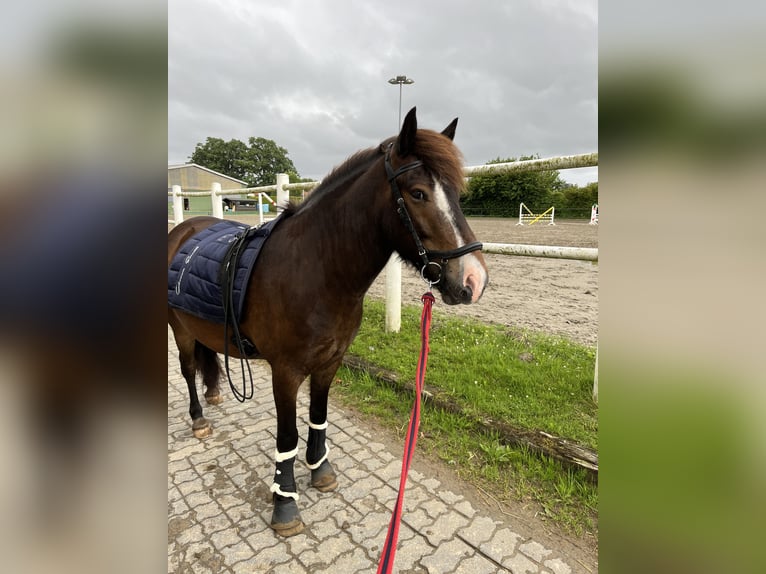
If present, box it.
[388,75,414,128]
[384,75,414,333]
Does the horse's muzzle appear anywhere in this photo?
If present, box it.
[437,254,488,305]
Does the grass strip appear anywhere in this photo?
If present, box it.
[342,355,598,476]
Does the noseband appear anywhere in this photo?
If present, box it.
[384,148,482,283]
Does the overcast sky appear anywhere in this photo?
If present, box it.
[169,0,597,186]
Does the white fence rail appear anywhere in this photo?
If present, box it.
[463,152,597,176]
[167,180,315,226]
[168,152,598,227]
[482,242,598,262]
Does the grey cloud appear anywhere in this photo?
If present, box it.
[169,0,597,182]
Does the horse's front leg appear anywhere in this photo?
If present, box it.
[306,363,340,492]
[270,367,304,536]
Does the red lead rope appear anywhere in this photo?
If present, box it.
[376,291,435,574]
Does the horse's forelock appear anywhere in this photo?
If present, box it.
[413,130,466,196]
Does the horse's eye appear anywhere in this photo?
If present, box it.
[410,189,426,201]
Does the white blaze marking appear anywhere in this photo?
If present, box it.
[432,178,464,248]
[432,177,488,301]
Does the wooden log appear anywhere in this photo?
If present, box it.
[341,355,598,479]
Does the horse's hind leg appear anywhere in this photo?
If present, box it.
[171,327,212,438]
[180,351,212,438]
[196,343,223,405]
[306,363,340,492]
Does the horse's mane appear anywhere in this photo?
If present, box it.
[283,129,464,218]
[283,145,383,217]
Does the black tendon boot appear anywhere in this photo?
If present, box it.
[270,450,304,536]
[306,421,338,492]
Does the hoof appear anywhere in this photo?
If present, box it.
[271,497,304,537]
[271,518,305,537]
[205,393,223,406]
[310,460,338,492]
[192,418,212,439]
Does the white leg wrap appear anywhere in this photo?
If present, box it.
[274,447,299,462]
[270,483,299,500]
[306,445,329,470]
[308,419,328,430]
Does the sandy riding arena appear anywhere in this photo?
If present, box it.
[367,218,599,347]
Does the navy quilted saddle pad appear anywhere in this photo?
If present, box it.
[168,218,280,323]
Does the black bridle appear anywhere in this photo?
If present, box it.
[384,148,482,283]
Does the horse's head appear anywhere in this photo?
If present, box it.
[383,107,489,305]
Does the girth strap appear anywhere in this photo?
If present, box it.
[220,228,257,402]
[220,220,281,401]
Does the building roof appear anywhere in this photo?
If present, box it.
[167,163,247,185]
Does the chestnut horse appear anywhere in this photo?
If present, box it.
[168,107,488,536]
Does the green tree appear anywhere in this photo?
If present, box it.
[559,182,598,218]
[189,136,300,186]
[462,155,567,217]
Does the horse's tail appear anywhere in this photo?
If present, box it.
[194,341,221,387]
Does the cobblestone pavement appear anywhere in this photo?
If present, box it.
[168,328,588,573]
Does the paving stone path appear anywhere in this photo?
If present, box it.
[168,328,587,573]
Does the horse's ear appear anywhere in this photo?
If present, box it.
[441,118,458,141]
[397,107,418,156]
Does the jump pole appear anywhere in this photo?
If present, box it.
[257,193,277,225]
[528,206,555,226]
[517,203,555,226]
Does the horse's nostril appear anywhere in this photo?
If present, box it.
[464,271,485,303]
[460,285,473,303]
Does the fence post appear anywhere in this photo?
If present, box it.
[211,182,224,218]
[593,345,598,403]
[258,193,264,226]
[276,173,289,212]
[172,184,184,225]
[384,256,402,333]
